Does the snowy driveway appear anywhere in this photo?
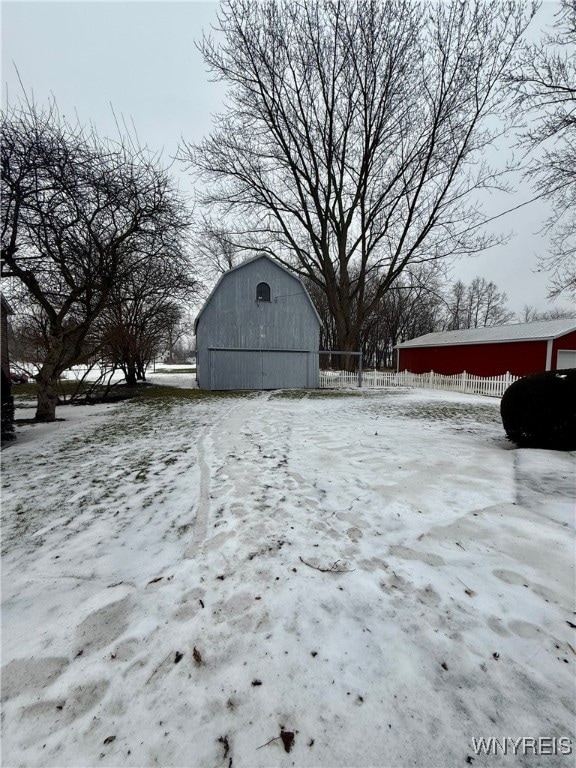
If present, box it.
[1,388,575,767]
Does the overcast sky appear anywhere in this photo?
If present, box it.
[2,0,570,317]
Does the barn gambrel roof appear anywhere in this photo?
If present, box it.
[396,318,576,349]
[194,253,322,333]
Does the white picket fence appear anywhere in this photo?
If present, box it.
[319,369,518,397]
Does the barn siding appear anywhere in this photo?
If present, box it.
[398,340,549,377]
[196,256,320,390]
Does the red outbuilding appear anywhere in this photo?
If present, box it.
[396,318,576,377]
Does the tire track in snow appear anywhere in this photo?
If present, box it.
[184,395,267,558]
[184,420,213,557]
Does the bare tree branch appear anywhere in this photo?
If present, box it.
[507,0,576,298]
[182,0,535,361]
[1,98,193,420]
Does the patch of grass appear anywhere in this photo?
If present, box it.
[12,379,121,405]
[268,390,308,399]
[135,465,150,482]
[403,402,500,424]
[137,386,256,402]
[11,383,37,402]
[269,389,365,399]
[57,380,97,397]
[15,380,257,414]
[153,368,196,374]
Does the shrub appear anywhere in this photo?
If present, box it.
[500,368,576,450]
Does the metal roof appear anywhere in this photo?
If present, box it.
[396,318,576,348]
[194,253,322,333]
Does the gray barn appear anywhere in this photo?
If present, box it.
[195,254,321,390]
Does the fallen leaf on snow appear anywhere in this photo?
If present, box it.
[280,730,295,753]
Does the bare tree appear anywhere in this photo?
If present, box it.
[508,0,576,298]
[6,303,117,404]
[192,218,243,294]
[520,304,576,322]
[444,280,468,331]
[102,301,184,385]
[5,301,50,374]
[99,249,197,385]
[183,0,534,364]
[163,315,194,365]
[444,277,514,329]
[1,99,192,420]
[358,266,445,368]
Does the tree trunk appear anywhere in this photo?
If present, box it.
[328,289,361,371]
[125,364,137,387]
[136,358,147,381]
[337,335,361,372]
[35,374,59,422]
[34,336,66,422]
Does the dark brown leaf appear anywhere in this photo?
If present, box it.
[218,735,230,758]
[103,736,116,745]
[280,730,295,753]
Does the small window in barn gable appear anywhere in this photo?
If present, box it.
[256,282,271,302]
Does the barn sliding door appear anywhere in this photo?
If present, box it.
[209,350,261,390]
[208,349,311,390]
[262,351,308,389]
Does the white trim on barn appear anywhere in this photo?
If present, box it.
[545,339,553,371]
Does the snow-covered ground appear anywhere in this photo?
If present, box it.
[1,387,574,768]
